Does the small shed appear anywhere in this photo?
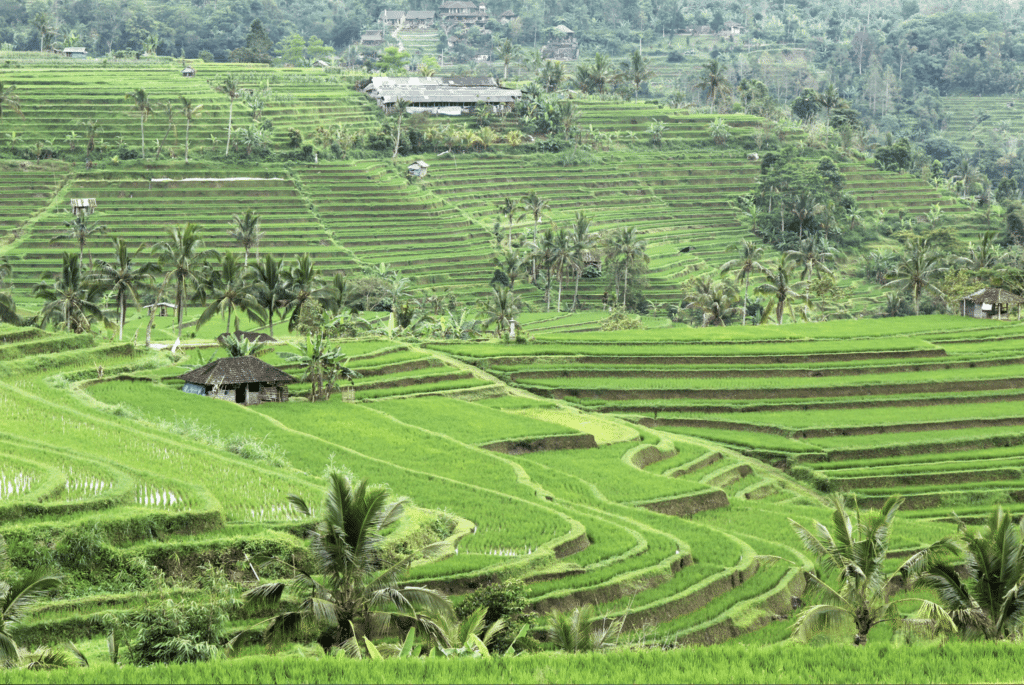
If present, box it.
[178,356,296,405]
[181,66,196,77]
[144,302,177,317]
[960,288,1024,320]
[63,47,88,59]
[407,160,429,178]
[70,198,97,216]
[361,30,384,45]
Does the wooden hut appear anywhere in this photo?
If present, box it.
[178,356,296,405]
[960,287,1024,320]
[181,66,196,77]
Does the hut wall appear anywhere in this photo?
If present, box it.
[258,385,289,402]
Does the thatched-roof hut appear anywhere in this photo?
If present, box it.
[178,356,296,405]
[960,287,1024,319]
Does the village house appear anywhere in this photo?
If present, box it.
[360,30,384,46]
[178,356,296,405]
[62,47,88,59]
[542,25,578,61]
[499,9,517,24]
[363,76,521,115]
[959,287,1024,320]
[379,9,436,27]
[439,0,488,26]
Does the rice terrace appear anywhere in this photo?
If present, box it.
[2,7,1024,681]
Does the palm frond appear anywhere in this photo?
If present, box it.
[792,604,851,642]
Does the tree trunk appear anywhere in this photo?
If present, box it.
[557,269,563,312]
[225,99,233,156]
[622,267,629,307]
[185,119,190,162]
[743,274,749,326]
[140,117,146,160]
[572,269,581,312]
[118,295,125,341]
[392,111,403,158]
[146,303,156,347]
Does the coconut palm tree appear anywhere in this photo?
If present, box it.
[279,331,358,402]
[619,50,653,101]
[720,240,766,325]
[695,59,733,112]
[786,237,841,281]
[886,237,945,316]
[152,223,215,345]
[196,252,265,335]
[569,212,596,312]
[228,210,263,267]
[32,12,53,53]
[818,83,842,124]
[497,196,520,248]
[1,537,64,667]
[125,89,151,159]
[604,227,649,308]
[520,191,548,282]
[550,227,573,312]
[789,494,954,646]
[492,247,526,293]
[179,96,202,163]
[0,83,24,132]
[33,253,106,333]
[918,507,1024,640]
[685,279,740,327]
[755,256,803,324]
[482,284,523,337]
[51,212,105,264]
[284,255,325,332]
[391,98,409,159]
[215,76,240,156]
[91,238,158,341]
[240,473,448,652]
[496,39,519,80]
[546,605,622,653]
[0,257,16,325]
[251,255,289,337]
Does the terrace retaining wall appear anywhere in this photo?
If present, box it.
[638,489,729,517]
[483,433,599,454]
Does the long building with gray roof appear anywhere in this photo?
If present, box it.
[363,76,522,114]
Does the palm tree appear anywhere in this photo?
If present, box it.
[546,605,622,653]
[251,255,289,337]
[685,279,740,327]
[619,50,653,101]
[228,210,263,267]
[392,98,409,159]
[219,331,268,358]
[125,89,151,159]
[695,59,733,112]
[241,472,449,652]
[569,212,596,312]
[32,12,53,53]
[280,332,357,402]
[92,238,157,341]
[1,537,63,667]
[284,255,324,332]
[520,191,548,282]
[492,248,526,293]
[550,228,573,312]
[720,240,766,325]
[196,252,265,335]
[33,253,106,333]
[496,196,520,248]
[963,230,1000,270]
[179,96,203,163]
[918,507,1024,640]
[604,227,649,308]
[496,39,519,81]
[818,83,841,124]
[215,76,241,156]
[789,494,954,646]
[482,284,523,337]
[786,237,841,281]
[0,83,24,132]
[51,212,105,263]
[152,223,215,345]
[755,256,803,324]
[886,237,945,316]
[0,257,17,325]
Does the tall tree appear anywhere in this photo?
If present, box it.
[496,39,519,80]
[886,237,945,315]
[251,255,289,337]
[152,223,215,345]
[215,76,241,156]
[239,472,449,650]
[482,284,523,337]
[284,255,325,332]
[720,240,766,325]
[32,12,53,53]
[228,210,264,267]
[520,191,548,282]
[92,238,157,341]
[33,253,106,333]
[196,252,265,334]
[695,59,733,112]
[50,212,105,263]
[604,226,649,308]
[125,89,151,159]
[755,256,803,324]
[497,196,520,248]
[392,99,409,159]
[179,96,202,163]
[619,50,653,101]
[569,212,596,312]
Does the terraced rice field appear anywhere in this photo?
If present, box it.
[1,321,839,647]
[941,94,1024,148]
[436,315,1024,523]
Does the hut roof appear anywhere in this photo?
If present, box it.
[216,331,275,345]
[552,24,574,34]
[406,10,436,19]
[178,356,296,386]
[963,288,1024,305]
